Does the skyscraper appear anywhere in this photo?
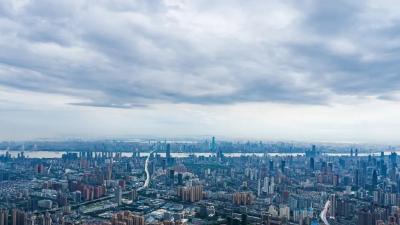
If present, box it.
[241,213,247,225]
[269,160,274,172]
[0,209,8,225]
[211,136,216,152]
[372,169,378,190]
[233,192,253,205]
[178,173,183,185]
[12,209,27,225]
[177,185,204,202]
[44,213,52,225]
[107,160,113,180]
[130,189,137,202]
[329,194,336,219]
[111,211,145,225]
[115,187,122,206]
[166,143,171,160]
[169,169,175,186]
[353,169,359,188]
[390,152,397,167]
[310,157,315,171]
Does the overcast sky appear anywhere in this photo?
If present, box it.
[1,0,400,143]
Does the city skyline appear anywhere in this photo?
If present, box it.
[1,1,400,143]
[0,137,399,225]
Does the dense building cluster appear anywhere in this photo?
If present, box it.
[0,139,399,225]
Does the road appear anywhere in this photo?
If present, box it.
[36,151,155,214]
[320,200,331,225]
[138,150,154,191]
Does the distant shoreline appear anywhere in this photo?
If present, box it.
[0,149,398,159]
[1,148,398,153]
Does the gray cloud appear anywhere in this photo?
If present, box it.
[1,0,400,108]
[70,102,147,109]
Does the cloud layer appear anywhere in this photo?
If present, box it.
[1,0,400,108]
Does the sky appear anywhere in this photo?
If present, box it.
[1,0,400,143]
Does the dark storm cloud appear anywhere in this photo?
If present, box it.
[1,0,400,108]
